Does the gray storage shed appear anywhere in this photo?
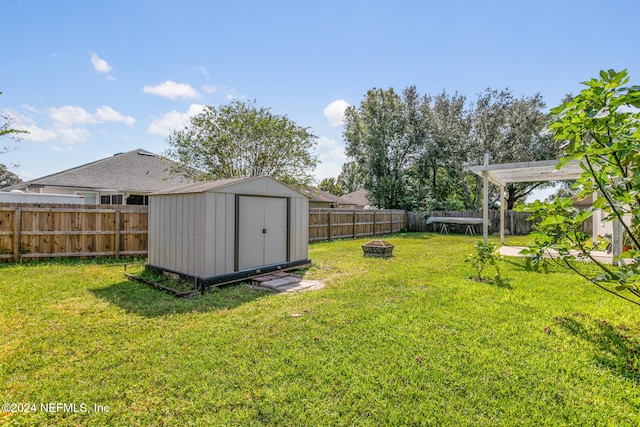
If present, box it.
[147,176,310,288]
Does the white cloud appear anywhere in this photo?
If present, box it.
[7,109,56,142]
[147,104,206,137]
[57,127,92,144]
[323,100,350,127]
[10,105,134,146]
[50,106,95,125]
[49,105,134,126]
[224,87,245,100]
[202,84,217,94]
[90,51,112,73]
[194,65,209,78]
[202,84,244,100]
[49,145,76,152]
[313,136,348,180]
[95,106,135,126]
[21,104,41,114]
[21,125,57,142]
[143,81,201,100]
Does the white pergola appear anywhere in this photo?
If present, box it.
[467,155,624,261]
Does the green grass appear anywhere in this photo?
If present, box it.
[1,233,640,426]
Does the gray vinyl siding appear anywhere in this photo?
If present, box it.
[289,197,309,262]
[203,192,235,278]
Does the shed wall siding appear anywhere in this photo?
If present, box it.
[290,197,309,261]
[203,192,236,278]
[148,197,159,265]
[150,194,206,278]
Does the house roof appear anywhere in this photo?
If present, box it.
[7,149,190,193]
[302,188,342,204]
[340,189,370,207]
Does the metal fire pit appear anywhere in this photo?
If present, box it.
[362,240,394,258]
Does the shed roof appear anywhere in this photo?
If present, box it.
[151,176,308,198]
[151,177,252,195]
[468,159,583,186]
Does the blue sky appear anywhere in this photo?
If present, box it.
[1,0,638,184]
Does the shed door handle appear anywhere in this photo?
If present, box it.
[262,228,267,234]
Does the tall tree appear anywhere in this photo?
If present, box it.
[467,88,559,209]
[344,87,423,209]
[414,91,472,209]
[318,177,343,196]
[337,161,366,194]
[165,100,318,187]
[344,85,557,211]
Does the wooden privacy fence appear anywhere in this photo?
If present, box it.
[0,203,148,262]
[407,210,536,235]
[308,209,406,242]
[0,204,407,262]
[407,210,593,236]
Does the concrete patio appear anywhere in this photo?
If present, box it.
[498,245,634,265]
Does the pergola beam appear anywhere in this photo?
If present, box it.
[469,156,584,245]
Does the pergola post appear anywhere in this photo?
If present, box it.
[482,153,489,244]
[500,184,505,244]
[592,191,599,246]
[612,219,622,266]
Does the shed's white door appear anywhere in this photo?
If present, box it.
[238,196,287,270]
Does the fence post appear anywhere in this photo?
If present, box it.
[373,211,377,236]
[353,210,357,238]
[13,207,21,263]
[327,211,333,241]
[115,208,121,259]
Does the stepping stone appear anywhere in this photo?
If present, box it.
[278,282,306,292]
[293,280,325,291]
[269,277,303,289]
[253,275,277,282]
[255,276,301,290]
[281,280,326,293]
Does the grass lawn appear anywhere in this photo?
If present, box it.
[1,233,640,426]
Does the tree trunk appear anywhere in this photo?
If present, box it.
[507,185,516,210]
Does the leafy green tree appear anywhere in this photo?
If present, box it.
[1,91,26,187]
[519,69,640,305]
[0,164,21,188]
[165,100,318,187]
[413,91,472,209]
[344,85,557,211]
[337,161,366,194]
[318,177,343,196]
[344,87,424,210]
[467,88,559,210]
[1,93,27,148]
